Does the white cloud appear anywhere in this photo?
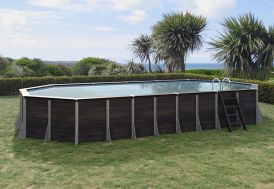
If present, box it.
[27,0,106,12]
[27,0,69,8]
[111,0,160,11]
[0,33,134,61]
[171,0,237,18]
[26,0,159,25]
[119,10,147,25]
[0,9,61,33]
[27,0,161,12]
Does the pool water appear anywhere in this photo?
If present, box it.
[27,80,251,99]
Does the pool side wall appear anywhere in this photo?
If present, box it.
[21,90,257,143]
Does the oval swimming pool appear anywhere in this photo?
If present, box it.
[25,80,251,99]
[18,79,259,145]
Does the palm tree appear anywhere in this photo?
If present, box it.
[209,13,274,80]
[152,12,207,72]
[131,34,154,73]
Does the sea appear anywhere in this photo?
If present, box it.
[185,63,222,70]
[146,63,223,70]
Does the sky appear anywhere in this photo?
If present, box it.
[0,0,274,64]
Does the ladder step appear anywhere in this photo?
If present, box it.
[227,114,240,117]
[219,91,246,131]
[229,122,240,126]
[223,98,237,100]
[225,105,239,108]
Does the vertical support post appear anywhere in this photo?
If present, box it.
[153,97,159,137]
[75,101,79,145]
[48,100,51,141]
[236,92,240,127]
[16,94,23,130]
[175,94,181,134]
[44,100,52,143]
[215,93,221,130]
[131,97,136,139]
[19,97,26,139]
[251,84,262,124]
[106,100,111,142]
[196,95,202,132]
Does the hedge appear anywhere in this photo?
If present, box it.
[0,73,273,104]
[186,69,223,76]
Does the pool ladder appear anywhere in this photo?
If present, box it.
[212,77,231,91]
[212,77,247,132]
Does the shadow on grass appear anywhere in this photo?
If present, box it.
[12,117,273,169]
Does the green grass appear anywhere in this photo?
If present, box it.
[1,97,274,189]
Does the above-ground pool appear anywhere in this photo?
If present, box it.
[18,79,261,145]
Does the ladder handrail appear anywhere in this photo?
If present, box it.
[221,77,232,90]
[212,78,221,91]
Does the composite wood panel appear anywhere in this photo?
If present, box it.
[178,94,196,132]
[51,99,75,142]
[199,93,215,130]
[79,99,106,142]
[109,98,131,140]
[157,95,176,134]
[26,97,48,139]
[134,96,154,137]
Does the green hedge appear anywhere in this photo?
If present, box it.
[186,69,223,76]
[0,73,273,104]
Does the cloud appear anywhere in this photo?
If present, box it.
[0,33,134,61]
[27,0,161,12]
[119,10,147,25]
[111,0,160,10]
[26,0,158,25]
[0,9,61,33]
[171,0,237,18]
[27,0,106,12]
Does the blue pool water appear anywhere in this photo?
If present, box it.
[27,80,251,99]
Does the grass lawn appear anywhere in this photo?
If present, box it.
[1,96,274,189]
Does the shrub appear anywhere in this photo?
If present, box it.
[124,61,146,74]
[13,57,46,77]
[22,66,37,77]
[14,57,44,74]
[58,64,72,76]
[102,63,125,75]
[88,65,107,76]
[73,57,114,75]
[0,57,11,71]
[4,63,24,78]
[46,64,65,76]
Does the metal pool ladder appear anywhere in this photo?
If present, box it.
[212,77,247,132]
[212,77,232,91]
[212,78,221,91]
[221,77,232,90]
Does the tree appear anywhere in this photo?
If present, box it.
[152,12,207,72]
[131,34,154,73]
[210,13,274,80]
